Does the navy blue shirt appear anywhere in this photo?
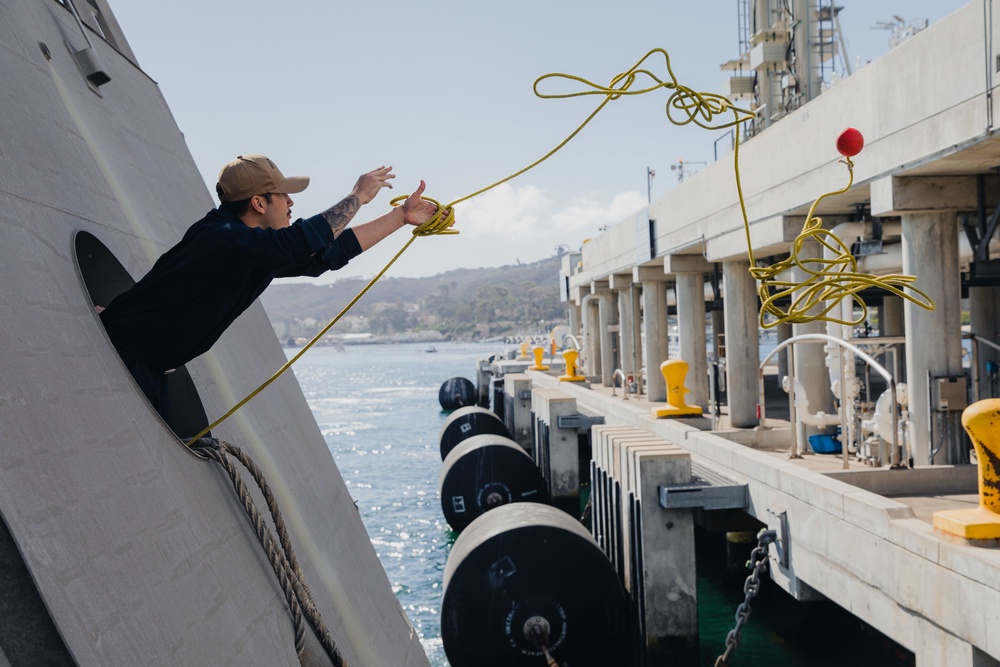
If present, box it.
[101,207,362,373]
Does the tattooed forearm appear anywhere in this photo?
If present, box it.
[321,195,361,235]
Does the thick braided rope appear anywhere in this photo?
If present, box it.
[220,441,346,665]
[192,438,349,667]
[192,440,306,654]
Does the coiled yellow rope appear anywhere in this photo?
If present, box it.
[186,46,932,444]
[748,156,934,329]
[188,47,726,443]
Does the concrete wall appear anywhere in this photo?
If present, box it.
[567,0,995,285]
[577,208,646,284]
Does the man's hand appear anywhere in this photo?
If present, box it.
[350,180,450,251]
[351,166,395,205]
[400,180,442,226]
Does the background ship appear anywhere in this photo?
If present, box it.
[0,1,430,664]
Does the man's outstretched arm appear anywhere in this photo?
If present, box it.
[321,166,395,237]
[352,180,440,251]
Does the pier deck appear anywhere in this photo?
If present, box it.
[519,367,999,667]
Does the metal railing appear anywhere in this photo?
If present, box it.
[611,369,628,399]
[562,334,581,350]
[758,333,903,468]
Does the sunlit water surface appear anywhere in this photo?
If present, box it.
[291,342,913,667]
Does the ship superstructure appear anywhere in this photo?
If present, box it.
[0,1,430,664]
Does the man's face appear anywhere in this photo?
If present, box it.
[258,192,294,229]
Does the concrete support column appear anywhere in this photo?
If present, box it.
[632,286,644,373]
[792,316,835,444]
[872,176,986,464]
[913,619,994,667]
[610,274,638,378]
[969,285,1000,400]
[881,295,904,337]
[792,239,835,444]
[901,212,963,464]
[636,267,670,403]
[776,321,792,379]
[675,272,709,410]
[582,295,600,379]
[722,260,759,427]
[595,288,617,387]
[567,299,582,343]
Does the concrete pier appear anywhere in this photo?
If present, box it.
[506,368,1000,667]
[549,3,1000,664]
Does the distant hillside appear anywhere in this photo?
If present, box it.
[260,253,568,341]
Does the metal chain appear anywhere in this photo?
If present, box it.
[713,529,777,667]
[192,438,349,667]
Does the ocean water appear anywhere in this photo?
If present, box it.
[290,342,913,667]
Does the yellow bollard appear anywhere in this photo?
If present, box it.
[651,359,702,418]
[933,399,1000,539]
[559,349,586,382]
[516,342,530,361]
[529,346,550,371]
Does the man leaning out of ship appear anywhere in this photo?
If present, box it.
[99,154,442,421]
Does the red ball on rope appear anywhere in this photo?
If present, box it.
[836,127,864,157]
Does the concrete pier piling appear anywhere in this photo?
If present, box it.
[591,424,698,664]
[502,374,534,452]
[531,388,584,516]
[474,347,1000,666]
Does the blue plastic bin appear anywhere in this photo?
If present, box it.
[808,434,841,454]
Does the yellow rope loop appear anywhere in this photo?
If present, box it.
[533,48,755,133]
[388,194,458,236]
[183,48,756,442]
[184,46,934,441]
[750,156,935,329]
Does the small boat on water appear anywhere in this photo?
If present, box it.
[426,345,438,353]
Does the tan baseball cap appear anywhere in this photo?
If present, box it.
[215,154,310,202]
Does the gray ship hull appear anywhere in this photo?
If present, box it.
[0,1,429,664]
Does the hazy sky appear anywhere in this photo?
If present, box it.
[109,0,968,281]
